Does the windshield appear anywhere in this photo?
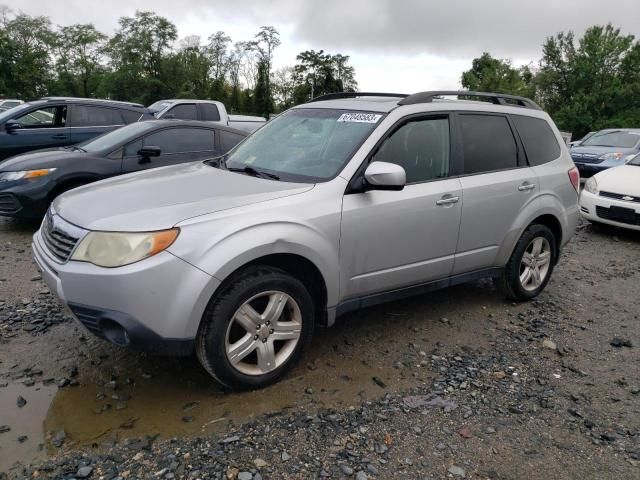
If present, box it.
[629,153,640,166]
[224,108,384,182]
[582,130,640,148]
[78,122,157,153]
[147,101,173,114]
[0,102,35,123]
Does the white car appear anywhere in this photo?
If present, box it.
[580,154,640,231]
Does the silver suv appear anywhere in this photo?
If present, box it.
[32,91,580,389]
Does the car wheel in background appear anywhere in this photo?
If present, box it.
[196,265,314,390]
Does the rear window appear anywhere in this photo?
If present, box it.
[167,104,198,120]
[220,131,245,152]
[69,105,123,127]
[201,103,221,121]
[459,114,518,174]
[512,115,561,166]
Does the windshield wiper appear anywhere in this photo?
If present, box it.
[227,166,280,181]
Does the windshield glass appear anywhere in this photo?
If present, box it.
[225,108,384,182]
[0,102,35,123]
[78,122,157,153]
[582,130,640,148]
[629,153,640,166]
[147,101,173,114]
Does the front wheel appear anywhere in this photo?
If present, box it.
[196,266,314,390]
[497,224,557,301]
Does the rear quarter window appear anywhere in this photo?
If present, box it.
[120,109,142,124]
[511,115,561,166]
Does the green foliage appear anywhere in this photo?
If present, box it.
[292,49,359,103]
[461,52,535,98]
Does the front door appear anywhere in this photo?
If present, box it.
[340,115,462,300]
[1,105,69,158]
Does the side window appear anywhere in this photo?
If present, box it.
[15,106,60,128]
[201,103,221,121]
[123,138,143,157]
[167,104,198,120]
[143,128,215,154]
[511,115,561,166]
[219,131,245,152]
[120,109,142,124]
[371,117,450,183]
[69,105,123,127]
[460,114,518,174]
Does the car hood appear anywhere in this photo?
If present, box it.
[593,165,640,196]
[570,145,637,158]
[53,161,314,231]
[0,149,88,170]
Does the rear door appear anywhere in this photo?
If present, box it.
[68,104,124,144]
[453,112,538,274]
[1,105,69,158]
[121,127,218,173]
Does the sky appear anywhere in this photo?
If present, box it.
[15,0,640,93]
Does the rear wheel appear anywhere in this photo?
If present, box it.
[497,224,556,301]
[196,266,314,390]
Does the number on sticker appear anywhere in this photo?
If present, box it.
[337,113,382,124]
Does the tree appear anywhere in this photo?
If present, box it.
[292,49,356,103]
[461,52,535,98]
[250,26,280,116]
[253,60,273,117]
[271,66,296,111]
[54,24,107,97]
[537,24,640,137]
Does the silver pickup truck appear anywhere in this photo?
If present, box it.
[147,99,266,133]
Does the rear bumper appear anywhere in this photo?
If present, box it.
[32,228,220,356]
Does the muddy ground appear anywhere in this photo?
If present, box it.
[0,217,638,479]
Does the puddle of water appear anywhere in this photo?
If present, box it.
[0,382,57,473]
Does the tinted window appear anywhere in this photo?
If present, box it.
[166,104,198,120]
[70,105,122,127]
[220,131,245,152]
[372,117,450,183]
[81,122,156,153]
[16,106,61,128]
[201,103,221,121]
[120,109,141,124]
[512,115,560,166]
[143,128,214,154]
[460,114,518,174]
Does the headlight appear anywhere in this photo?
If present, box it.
[598,152,624,161]
[584,177,599,194]
[0,168,56,181]
[71,229,179,267]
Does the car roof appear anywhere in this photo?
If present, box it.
[38,97,145,110]
[156,99,222,105]
[148,119,248,135]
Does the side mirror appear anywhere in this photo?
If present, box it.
[363,161,406,191]
[138,146,161,158]
[5,119,22,132]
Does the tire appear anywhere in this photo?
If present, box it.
[196,266,314,390]
[497,224,557,301]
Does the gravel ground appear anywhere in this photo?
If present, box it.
[0,217,638,479]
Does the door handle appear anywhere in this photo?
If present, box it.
[518,183,536,192]
[52,134,68,140]
[436,195,460,206]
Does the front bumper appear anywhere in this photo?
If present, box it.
[0,179,52,219]
[579,190,640,231]
[32,229,220,355]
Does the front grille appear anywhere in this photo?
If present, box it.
[596,206,640,226]
[572,154,604,164]
[600,191,640,204]
[0,193,21,213]
[68,304,106,338]
[41,211,80,262]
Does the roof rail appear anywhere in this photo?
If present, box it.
[398,91,542,110]
[307,92,408,103]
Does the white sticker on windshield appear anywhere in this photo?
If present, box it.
[337,113,382,124]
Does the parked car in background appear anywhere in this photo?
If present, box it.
[0,99,24,112]
[570,129,640,178]
[32,90,579,390]
[580,152,640,231]
[568,130,596,148]
[147,99,266,133]
[0,120,246,219]
[0,97,146,160]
